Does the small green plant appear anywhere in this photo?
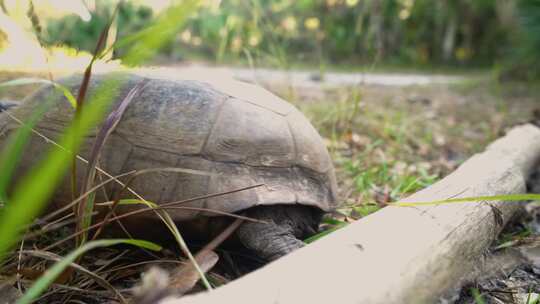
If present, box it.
[344,157,438,203]
[304,218,348,243]
[471,288,486,304]
[526,290,540,304]
[494,226,532,250]
[352,203,380,217]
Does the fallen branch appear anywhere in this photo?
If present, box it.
[164,124,540,304]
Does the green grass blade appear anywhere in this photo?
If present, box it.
[111,0,213,290]
[17,238,161,304]
[72,6,121,240]
[0,78,77,108]
[0,92,59,203]
[107,198,213,291]
[0,1,208,296]
[78,79,148,245]
[394,193,540,207]
[106,198,158,206]
[0,74,126,261]
[471,288,486,304]
[303,221,348,244]
[0,77,79,201]
[527,292,540,304]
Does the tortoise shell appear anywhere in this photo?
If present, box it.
[0,72,338,221]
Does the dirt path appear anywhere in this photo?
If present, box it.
[153,64,465,88]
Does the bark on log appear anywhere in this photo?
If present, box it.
[164,124,540,304]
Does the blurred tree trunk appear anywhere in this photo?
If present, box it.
[439,0,459,62]
[354,0,367,55]
[495,0,518,34]
[442,13,456,61]
[368,0,384,59]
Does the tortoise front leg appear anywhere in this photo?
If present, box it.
[236,216,305,261]
[235,205,321,261]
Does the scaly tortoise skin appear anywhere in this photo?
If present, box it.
[0,72,338,261]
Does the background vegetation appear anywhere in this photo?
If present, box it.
[29,0,540,77]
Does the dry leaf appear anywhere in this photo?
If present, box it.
[169,250,219,295]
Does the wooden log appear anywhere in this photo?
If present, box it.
[163,124,540,304]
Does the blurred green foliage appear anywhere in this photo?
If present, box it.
[505,0,540,79]
[44,1,153,57]
[40,0,540,77]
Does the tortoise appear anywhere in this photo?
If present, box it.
[0,71,338,261]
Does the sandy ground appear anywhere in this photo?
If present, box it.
[150,63,465,88]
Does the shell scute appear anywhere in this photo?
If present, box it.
[203,98,295,167]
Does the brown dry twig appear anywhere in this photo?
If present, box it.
[40,183,265,251]
[169,218,244,294]
[20,250,126,303]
